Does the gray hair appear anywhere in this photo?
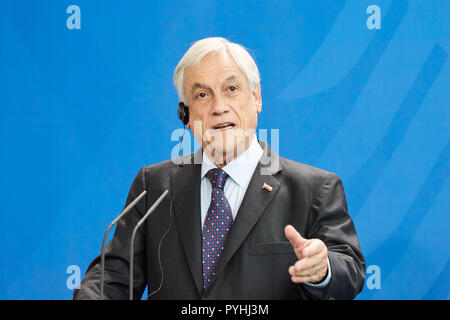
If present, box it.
[173,37,260,103]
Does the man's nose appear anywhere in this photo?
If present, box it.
[210,95,230,116]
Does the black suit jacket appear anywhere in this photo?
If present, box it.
[74,141,365,300]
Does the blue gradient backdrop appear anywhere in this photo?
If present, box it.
[0,0,448,299]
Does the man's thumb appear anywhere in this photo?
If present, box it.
[284,225,308,250]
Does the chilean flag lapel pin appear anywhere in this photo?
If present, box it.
[262,183,272,192]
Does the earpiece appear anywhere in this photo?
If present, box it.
[177,102,189,125]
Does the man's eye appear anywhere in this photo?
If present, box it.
[196,92,207,99]
[228,86,237,92]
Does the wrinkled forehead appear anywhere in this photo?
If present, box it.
[184,51,249,88]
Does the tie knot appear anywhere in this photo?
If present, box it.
[206,168,228,190]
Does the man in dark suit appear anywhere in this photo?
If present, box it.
[74,37,365,300]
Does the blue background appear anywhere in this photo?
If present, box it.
[0,0,448,300]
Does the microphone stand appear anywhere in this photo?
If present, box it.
[100,190,147,300]
[129,189,169,300]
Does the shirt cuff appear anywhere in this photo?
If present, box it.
[304,257,331,288]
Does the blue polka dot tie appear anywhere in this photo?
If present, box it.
[202,168,233,291]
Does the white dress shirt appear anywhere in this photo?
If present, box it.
[200,134,331,288]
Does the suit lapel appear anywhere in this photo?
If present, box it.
[212,141,282,285]
[172,142,282,296]
[172,151,203,296]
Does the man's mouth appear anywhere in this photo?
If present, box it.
[212,122,236,131]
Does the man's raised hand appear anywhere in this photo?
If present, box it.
[284,225,328,284]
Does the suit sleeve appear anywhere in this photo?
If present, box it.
[300,172,366,300]
[73,167,148,300]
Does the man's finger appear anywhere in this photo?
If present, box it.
[293,259,327,277]
[284,225,308,252]
[291,273,325,284]
[294,253,324,273]
[302,240,324,258]
[290,274,315,283]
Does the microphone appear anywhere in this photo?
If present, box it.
[100,190,147,300]
[129,189,169,300]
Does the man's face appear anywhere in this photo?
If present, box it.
[183,52,262,165]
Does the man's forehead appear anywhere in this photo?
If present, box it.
[185,53,245,81]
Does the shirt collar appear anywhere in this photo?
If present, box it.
[201,134,263,188]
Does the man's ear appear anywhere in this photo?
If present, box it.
[253,83,262,114]
[186,101,191,129]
